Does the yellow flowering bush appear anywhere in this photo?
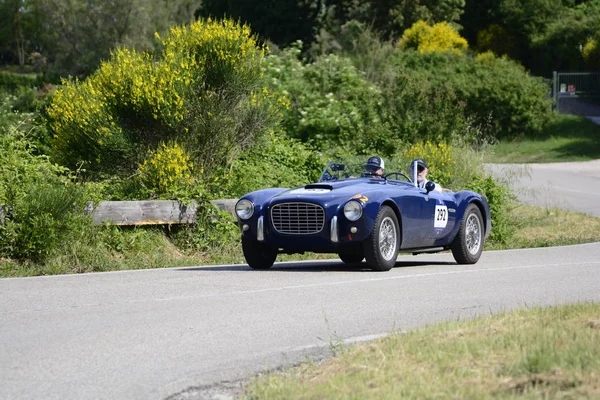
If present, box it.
[47,18,278,179]
[137,142,196,197]
[402,141,455,188]
[399,21,468,55]
[582,38,600,68]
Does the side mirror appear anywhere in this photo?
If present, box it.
[425,181,436,193]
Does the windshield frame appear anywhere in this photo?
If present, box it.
[319,157,413,184]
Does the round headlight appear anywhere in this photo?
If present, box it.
[235,199,254,220]
[343,200,363,221]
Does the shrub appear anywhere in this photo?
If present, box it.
[399,21,468,55]
[466,176,516,245]
[0,125,87,261]
[582,37,600,68]
[475,24,518,56]
[47,18,279,184]
[264,44,387,155]
[214,130,323,198]
[392,51,553,139]
[137,142,200,199]
[380,74,472,148]
[0,71,44,92]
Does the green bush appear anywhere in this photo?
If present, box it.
[215,130,323,197]
[264,43,388,155]
[380,74,472,147]
[466,175,516,245]
[0,71,44,92]
[392,51,553,139]
[0,126,87,261]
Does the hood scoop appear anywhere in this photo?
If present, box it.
[304,184,333,190]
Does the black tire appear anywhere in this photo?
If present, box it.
[364,206,400,271]
[242,236,277,269]
[451,204,484,264]
[338,249,364,264]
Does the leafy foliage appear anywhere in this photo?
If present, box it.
[392,51,552,139]
[137,142,200,199]
[0,125,87,261]
[264,43,387,155]
[380,73,471,147]
[466,176,516,244]
[324,0,466,39]
[196,0,322,48]
[214,131,323,198]
[582,38,600,68]
[461,0,600,76]
[0,0,199,78]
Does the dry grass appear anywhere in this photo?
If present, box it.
[500,204,600,249]
[244,303,600,399]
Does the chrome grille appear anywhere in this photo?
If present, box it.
[271,202,325,234]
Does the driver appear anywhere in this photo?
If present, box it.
[364,156,385,178]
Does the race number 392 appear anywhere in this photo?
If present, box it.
[434,205,448,228]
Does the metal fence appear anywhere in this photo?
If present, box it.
[553,71,600,116]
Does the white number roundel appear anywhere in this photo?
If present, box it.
[434,205,448,228]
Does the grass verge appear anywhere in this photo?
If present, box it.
[485,203,600,250]
[244,303,600,399]
[488,114,600,163]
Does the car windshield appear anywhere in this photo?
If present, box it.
[319,157,414,183]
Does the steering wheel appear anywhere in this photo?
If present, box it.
[360,171,386,179]
[383,171,412,182]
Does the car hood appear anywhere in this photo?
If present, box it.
[269,178,408,203]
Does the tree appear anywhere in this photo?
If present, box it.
[0,0,42,66]
[533,0,600,72]
[326,0,465,39]
[35,0,199,78]
[196,0,324,48]
[0,0,199,78]
[459,0,503,51]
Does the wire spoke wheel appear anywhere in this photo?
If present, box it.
[365,206,400,271]
[451,204,484,264]
[465,214,481,255]
[378,217,397,261]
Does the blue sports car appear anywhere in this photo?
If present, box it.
[235,158,491,271]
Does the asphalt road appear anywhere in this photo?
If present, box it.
[486,160,600,217]
[2,243,600,400]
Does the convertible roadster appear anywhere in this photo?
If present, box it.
[235,158,491,271]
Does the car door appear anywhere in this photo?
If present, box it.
[394,184,435,249]
[423,190,457,245]
[397,186,457,248]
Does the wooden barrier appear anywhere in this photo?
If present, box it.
[0,200,238,227]
[85,199,238,226]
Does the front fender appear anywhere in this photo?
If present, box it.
[451,191,492,241]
